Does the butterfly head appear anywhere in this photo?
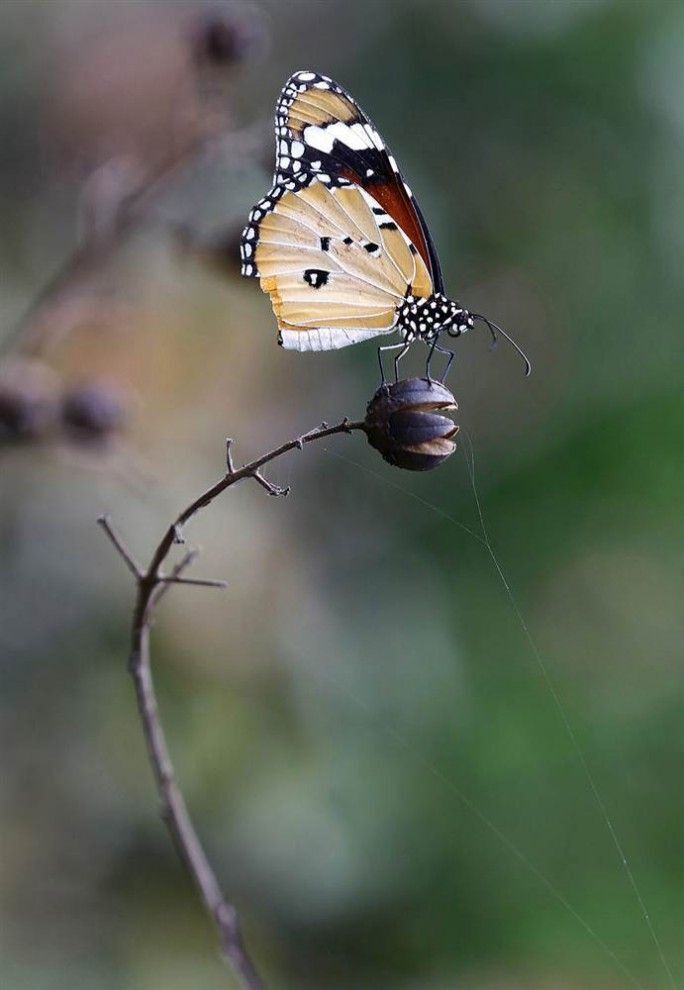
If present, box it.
[442,302,475,337]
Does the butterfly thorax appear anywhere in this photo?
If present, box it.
[397,293,474,343]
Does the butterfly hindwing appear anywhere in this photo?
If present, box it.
[240,173,432,352]
[274,69,444,294]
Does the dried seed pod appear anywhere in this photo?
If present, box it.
[0,358,61,443]
[364,377,459,471]
[61,384,126,444]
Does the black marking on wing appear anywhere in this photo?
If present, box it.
[303,268,329,289]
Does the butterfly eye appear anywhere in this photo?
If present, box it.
[453,309,473,331]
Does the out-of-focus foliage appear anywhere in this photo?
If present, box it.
[1,2,682,989]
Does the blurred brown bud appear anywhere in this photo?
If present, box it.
[61,383,127,444]
[190,5,270,67]
[364,377,459,471]
[0,359,61,443]
[174,222,243,278]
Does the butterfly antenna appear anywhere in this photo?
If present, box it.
[471,314,532,377]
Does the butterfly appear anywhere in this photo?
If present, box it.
[241,69,530,382]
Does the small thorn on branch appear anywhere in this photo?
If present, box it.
[173,524,185,545]
[174,547,200,575]
[252,470,290,497]
[151,546,201,607]
[97,515,142,579]
[157,575,228,589]
[225,437,235,472]
[295,437,304,450]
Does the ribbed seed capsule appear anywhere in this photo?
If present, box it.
[364,378,459,471]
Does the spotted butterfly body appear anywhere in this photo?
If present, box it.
[241,69,474,358]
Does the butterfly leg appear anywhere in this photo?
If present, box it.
[425,338,456,385]
[378,342,409,386]
[437,344,455,384]
[425,336,438,384]
[394,343,410,382]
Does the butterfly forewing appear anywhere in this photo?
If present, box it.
[273,70,444,293]
[241,174,432,351]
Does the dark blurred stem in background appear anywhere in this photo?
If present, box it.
[98,418,365,988]
[2,117,268,362]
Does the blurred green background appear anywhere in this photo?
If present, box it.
[1,1,682,988]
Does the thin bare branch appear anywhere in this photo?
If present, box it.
[158,575,228,588]
[151,547,199,609]
[97,515,142,578]
[100,416,367,988]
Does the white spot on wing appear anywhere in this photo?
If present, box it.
[346,122,374,150]
[367,126,385,151]
[303,120,371,154]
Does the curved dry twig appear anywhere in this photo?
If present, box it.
[99,417,366,988]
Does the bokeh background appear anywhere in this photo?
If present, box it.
[1,1,682,988]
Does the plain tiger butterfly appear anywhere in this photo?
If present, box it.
[241,70,530,382]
